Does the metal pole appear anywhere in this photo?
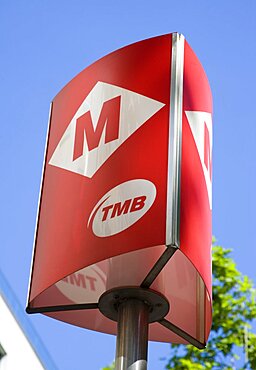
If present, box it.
[115,299,149,370]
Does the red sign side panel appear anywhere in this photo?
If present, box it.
[180,41,213,297]
[29,35,172,302]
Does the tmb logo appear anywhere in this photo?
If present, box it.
[55,264,106,303]
[186,111,213,209]
[101,196,146,221]
[88,179,156,237]
[49,82,165,178]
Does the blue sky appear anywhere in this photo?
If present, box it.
[1,1,256,369]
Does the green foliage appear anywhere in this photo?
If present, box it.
[101,364,115,370]
[166,243,256,370]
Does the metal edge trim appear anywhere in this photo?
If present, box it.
[140,246,177,289]
[166,33,185,246]
[26,102,53,309]
[159,318,206,350]
[26,302,98,314]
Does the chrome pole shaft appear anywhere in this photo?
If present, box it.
[115,299,149,370]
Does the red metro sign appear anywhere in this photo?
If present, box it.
[27,33,212,348]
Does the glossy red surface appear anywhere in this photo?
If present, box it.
[27,34,212,344]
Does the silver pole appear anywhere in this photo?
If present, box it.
[115,299,149,370]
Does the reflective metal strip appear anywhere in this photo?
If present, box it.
[166,33,185,246]
[26,102,53,308]
[140,246,177,289]
[26,303,98,314]
[159,318,206,349]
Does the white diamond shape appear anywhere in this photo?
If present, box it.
[49,81,165,178]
